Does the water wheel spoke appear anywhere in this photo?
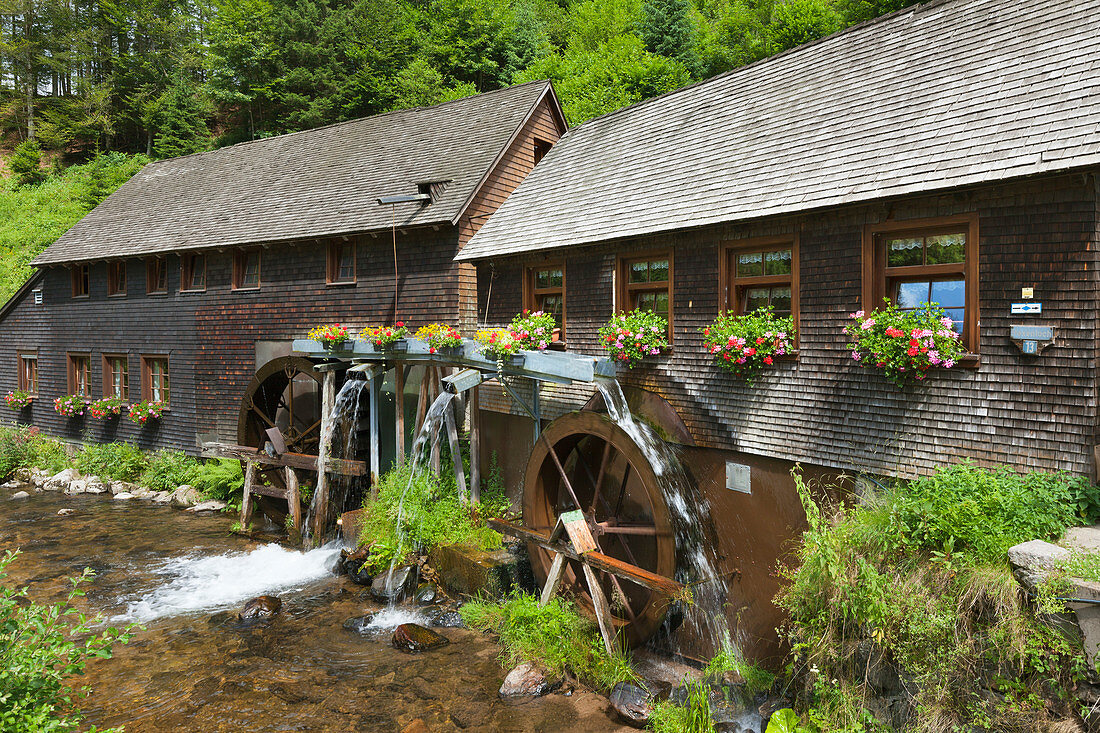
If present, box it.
[605,570,637,623]
[596,522,660,536]
[249,402,278,430]
[613,461,631,516]
[586,441,613,514]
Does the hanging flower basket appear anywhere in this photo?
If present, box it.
[128,400,166,426]
[360,322,409,352]
[89,395,125,419]
[5,390,33,410]
[308,323,351,350]
[702,307,795,385]
[598,310,669,368]
[415,324,463,355]
[510,310,557,351]
[54,394,86,417]
[844,300,966,387]
[475,329,524,362]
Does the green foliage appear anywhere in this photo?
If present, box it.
[703,649,776,695]
[140,449,200,493]
[0,153,147,303]
[598,308,670,367]
[0,427,68,479]
[640,0,698,72]
[766,708,819,733]
[358,462,509,571]
[191,459,245,505]
[0,550,133,733]
[890,461,1100,563]
[648,679,714,733]
[9,140,45,187]
[775,469,1092,731]
[460,593,637,690]
[764,0,842,56]
[703,307,796,384]
[845,300,967,387]
[75,441,148,483]
[149,75,213,159]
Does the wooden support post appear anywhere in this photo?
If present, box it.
[414,365,430,437]
[240,461,256,529]
[540,554,566,607]
[583,563,621,656]
[395,363,406,464]
[368,369,382,499]
[312,370,336,547]
[285,466,301,538]
[429,367,442,475]
[444,396,468,502]
[469,386,481,503]
[532,380,541,442]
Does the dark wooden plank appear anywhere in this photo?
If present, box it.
[201,442,366,476]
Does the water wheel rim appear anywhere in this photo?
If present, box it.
[522,410,675,647]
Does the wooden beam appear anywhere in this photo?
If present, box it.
[583,563,621,656]
[429,367,442,475]
[488,519,684,597]
[444,395,467,502]
[540,554,567,607]
[313,370,337,545]
[469,386,480,503]
[241,461,255,528]
[201,442,366,476]
[285,467,302,537]
[395,364,406,464]
[369,370,382,497]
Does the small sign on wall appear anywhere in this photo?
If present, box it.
[1011,302,1042,315]
[726,462,751,494]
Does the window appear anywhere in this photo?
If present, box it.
[534,138,553,165]
[103,355,129,401]
[142,356,170,405]
[233,250,261,290]
[863,214,979,353]
[618,254,672,337]
[18,353,38,395]
[327,242,356,284]
[180,253,206,292]
[67,354,90,396]
[108,261,126,296]
[71,264,89,297]
[146,257,168,294]
[524,264,565,340]
[724,238,798,323]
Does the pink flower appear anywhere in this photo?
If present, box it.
[941,317,953,328]
[860,319,875,331]
[850,311,865,319]
[851,351,862,361]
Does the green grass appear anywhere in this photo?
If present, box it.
[139,449,199,493]
[0,426,69,479]
[460,593,637,691]
[0,152,148,303]
[74,441,147,483]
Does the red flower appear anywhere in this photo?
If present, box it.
[755,337,766,345]
[906,347,919,356]
[763,356,773,365]
[744,347,756,356]
[429,347,437,354]
[886,327,905,338]
[396,321,404,327]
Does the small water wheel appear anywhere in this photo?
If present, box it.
[522,410,676,647]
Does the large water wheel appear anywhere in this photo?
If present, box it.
[523,410,676,647]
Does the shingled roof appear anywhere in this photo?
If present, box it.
[34,80,557,265]
[457,0,1100,261]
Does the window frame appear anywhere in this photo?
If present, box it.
[18,351,38,395]
[533,138,553,165]
[146,256,168,295]
[71,264,89,298]
[107,261,127,297]
[327,242,357,285]
[141,355,170,406]
[523,262,566,341]
[862,213,980,355]
[102,354,129,402]
[180,253,206,293]
[232,249,261,290]
[720,235,799,333]
[616,251,674,343]
[67,353,91,397]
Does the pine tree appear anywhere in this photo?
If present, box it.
[639,0,699,73]
[9,139,45,186]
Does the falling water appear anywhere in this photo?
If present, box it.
[594,377,738,657]
[303,378,369,545]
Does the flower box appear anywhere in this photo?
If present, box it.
[845,300,966,387]
[598,310,670,368]
[703,307,795,385]
[5,390,33,410]
[308,323,351,349]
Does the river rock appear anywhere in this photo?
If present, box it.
[1,480,23,489]
[400,720,431,733]
[57,508,75,516]
[609,681,655,727]
[14,468,33,482]
[342,547,373,585]
[239,595,282,620]
[414,584,438,606]
[342,614,376,634]
[84,476,108,494]
[9,490,29,500]
[499,662,561,698]
[114,492,135,500]
[392,623,449,653]
[170,485,204,508]
[187,500,227,513]
[371,565,415,602]
[66,478,88,494]
[426,608,464,628]
[44,468,80,491]
[29,469,49,487]
[151,491,173,503]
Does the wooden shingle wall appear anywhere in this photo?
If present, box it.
[476,172,1100,479]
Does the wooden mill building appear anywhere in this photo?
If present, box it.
[0,81,566,452]
[458,0,1100,655]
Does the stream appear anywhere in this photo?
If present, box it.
[0,489,634,732]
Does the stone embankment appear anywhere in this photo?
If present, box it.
[3,467,226,512]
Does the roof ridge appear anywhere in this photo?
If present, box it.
[557,0,955,136]
[147,79,553,168]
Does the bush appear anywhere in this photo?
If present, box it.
[0,550,132,732]
[75,441,147,482]
[0,427,68,478]
[140,449,199,493]
[889,461,1100,563]
[460,594,636,690]
[191,459,244,505]
[9,140,45,187]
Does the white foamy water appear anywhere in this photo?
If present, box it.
[362,606,430,632]
[118,543,341,622]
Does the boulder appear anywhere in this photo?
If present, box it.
[57,508,75,516]
[239,595,282,621]
[9,490,29,500]
[84,476,108,494]
[114,492,135,500]
[371,565,416,603]
[151,491,173,503]
[186,500,227,513]
[425,608,464,628]
[170,485,204,508]
[391,623,449,653]
[342,615,376,634]
[109,481,140,495]
[342,547,374,585]
[14,468,33,482]
[66,479,87,495]
[414,584,438,606]
[1008,539,1072,588]
[44,468,80,491]
[1,480,23,489]
[499,662,561,698]
[609,681,655,727]
[29,469,49,487]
